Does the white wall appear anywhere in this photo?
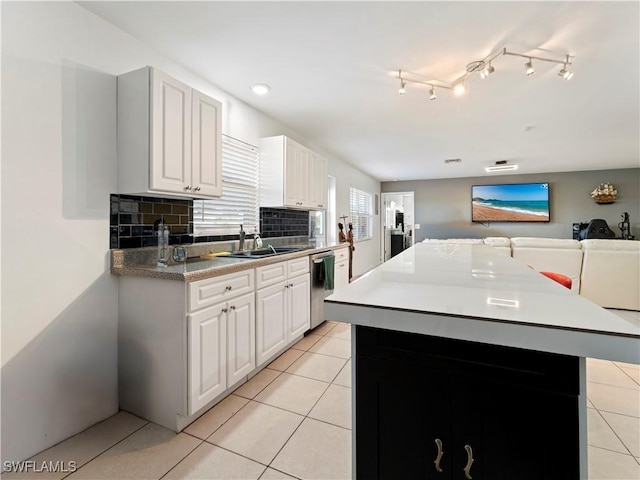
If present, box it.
[1,1,380,462]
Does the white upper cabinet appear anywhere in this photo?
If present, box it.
[118,67,222,199]
[191,90,223,197]
[309,151,328,209]
[260,135,327,210]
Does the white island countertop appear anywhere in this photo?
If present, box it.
[325,243,640,364]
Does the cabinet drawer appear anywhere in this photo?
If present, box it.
[335,248,349,262]
[287,257,310,277]
[188,270,254,312]
[356,325,579,396]
[256,262,288,289]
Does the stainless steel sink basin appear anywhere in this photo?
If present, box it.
[227,245,312,258]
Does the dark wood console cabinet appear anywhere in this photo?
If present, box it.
[355,326,580,480]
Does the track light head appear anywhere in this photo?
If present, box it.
[558,65,574,80]
[429,86,437,100]
[399,79,406,95]
[480,63,495,79]
[525,59,535,75]
[453,82,466,96]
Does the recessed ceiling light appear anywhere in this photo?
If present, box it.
[250,84,271,95]
[485,163,518,172]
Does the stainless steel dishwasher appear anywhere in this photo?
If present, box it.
[309,250,335,330]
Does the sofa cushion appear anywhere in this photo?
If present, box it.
[483,237,511,247]
[421,238,483,244]
[511,237,581,249]
[579,240,639,310]
[581,239,640,252]
[511,242,584,292]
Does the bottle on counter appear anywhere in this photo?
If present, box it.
[157,223,169,267]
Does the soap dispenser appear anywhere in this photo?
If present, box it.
[157,222,170,267]
[254,226,263,249]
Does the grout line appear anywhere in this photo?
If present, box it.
[158,436,204,480]
[59,414,151,479]
[259,465,303,480]
[590,408,637,459]
[233,370,284,401]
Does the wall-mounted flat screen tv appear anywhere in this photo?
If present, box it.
[472,182,550,222]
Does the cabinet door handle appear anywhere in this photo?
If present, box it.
[229,305,236,310]
[225,286,232,291]
[289,283,294,287]
[221,308,228,313]
[194,186,201,192]
[184,185,192,191]
[463,445,474,479]
[434,438,444,473]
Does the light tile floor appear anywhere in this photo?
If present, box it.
[4,311,639,480]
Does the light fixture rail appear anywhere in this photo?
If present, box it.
[397,47,574,99]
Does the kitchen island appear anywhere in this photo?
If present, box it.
[325,243,639,480]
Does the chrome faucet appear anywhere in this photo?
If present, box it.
[268,244,276,254]
[238,224,246,251]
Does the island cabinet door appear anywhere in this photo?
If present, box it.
[450,375,579,480]
[356,355,453,479]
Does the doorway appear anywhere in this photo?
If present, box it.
[381,192,415,261]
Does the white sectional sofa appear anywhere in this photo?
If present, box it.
[580,239,640,311]
[510,237,584,292]
[483,237,511,255]
[421,236,639,310]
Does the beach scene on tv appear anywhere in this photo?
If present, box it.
[472,183,550,222]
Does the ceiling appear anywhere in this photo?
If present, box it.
[80,1,639,182]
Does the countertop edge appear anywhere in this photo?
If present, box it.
[325,301,640,364]
[111,243,350,282]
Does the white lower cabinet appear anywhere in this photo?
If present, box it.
[256,282,288,366]
[118,269,255,432]
[118,254,315,432]
[256,258,310,367]
[188,302,227,414]
[334,247,350,291]
[188,291,255,415]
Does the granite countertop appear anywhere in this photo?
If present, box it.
[111,242,349,282]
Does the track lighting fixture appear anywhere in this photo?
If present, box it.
[453,82,466,96]
[558,67,573,80]
[394,47,574,100]
[525,59,535,75]
[398,70,407,95]
[480,63,495,79]
[558,57,574,80]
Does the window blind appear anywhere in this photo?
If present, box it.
[349,187,373,241]
[193,135,259,236]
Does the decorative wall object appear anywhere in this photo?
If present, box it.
[590,183,617,204]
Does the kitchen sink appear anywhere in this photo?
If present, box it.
[227,245,312,258]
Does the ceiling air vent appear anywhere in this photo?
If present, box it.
[444,158,462,164]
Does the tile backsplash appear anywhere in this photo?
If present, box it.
[110,194,193,249]
[110,196,310,249]
[259,207,309,238]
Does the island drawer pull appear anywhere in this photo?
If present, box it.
[463,444,474,479]
[434,438,444,472]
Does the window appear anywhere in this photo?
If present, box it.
[349,187,373,241]
[193,135,259,236]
